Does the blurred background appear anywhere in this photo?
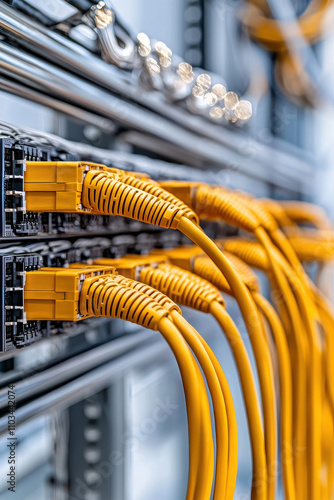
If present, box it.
[0,0,333,499]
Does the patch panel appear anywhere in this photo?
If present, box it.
[0,253,45,351]
[1,137,233,241]
[0,138,139,238]
[0,249,119,352]
[0,137,232,352]
[0,137,72,237]
[0,228,182,352]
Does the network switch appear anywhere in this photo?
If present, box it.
[0,227,181,352]
[1,253,44,351]
[0,138,139,238]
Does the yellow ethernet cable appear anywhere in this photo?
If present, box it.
[245,237,334,500]
[220,240,309,485]
[24,161,272,500]
[271,200,332,231]
[251,293,295,500]
[149,245,275,500]
[91,257,237,500]
[158,180,319,285]
[161,177,331,499]
[250,196,333,299]
[322,398,334,499]
[175,220,275,500]
[219,189,332,232]
[258,230,324,497]
[169,313,238,500]
[219,237,330,500]
[94,255,267,500]
[24,266,215,500]
[312,291,334,416]
[279,273,333,494]
[282,228,334,297]
[253,227,322,500]
[284,228,334,262]
[82,273,216,500]
[113,276,238,500]
[103,167,199,224]
[160,180,325,500]
[106,276,218,500]
[22,161,334,498]
[158,245,296,500]
[24,161,199,223]
[242,196,329,306]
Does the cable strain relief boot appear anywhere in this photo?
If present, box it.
[195,186,260,233]
[115,172,199,224]
[112,274,182,314]
[139,264,224,313]
[192,256,231,294]
[80,275,169,330]
[82,170,187,229]
[159,181,203,209]
[222,239,270,272]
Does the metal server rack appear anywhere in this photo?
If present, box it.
[0,1,314,499]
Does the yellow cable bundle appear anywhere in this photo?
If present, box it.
[136,260,269,500]
[82,170,186,229]
[83,171,274,500]
[28,161,334,499]
[160,180,326,500]
[161,246,296,500]
[220,237,334,500]
[284,229,334,262]
[162,181,321,499]
[139,264,224,313]
[25,266,216,500]
[81,272,215,500]
[192,251,259,293]
[223,239,310,488]
[94,255,268,500]
[260,199,332,231]
[86,269,236,500]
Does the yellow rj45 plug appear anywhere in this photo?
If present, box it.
[24,161,107,212]
[24,266,115,321]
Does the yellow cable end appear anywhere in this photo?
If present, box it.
[24,266,114,321]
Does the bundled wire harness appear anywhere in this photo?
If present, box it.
[24,160,272,500]
[151,245,295,500]
[218,235,334,495]
[159,180,334,500]
[24,263,238,500]
[23,160,334,500]
[93,254,267,500]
